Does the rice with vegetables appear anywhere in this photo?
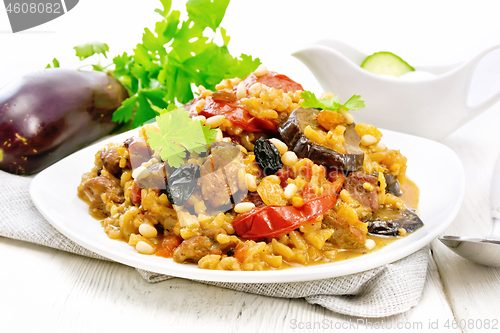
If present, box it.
[78,65,422,271]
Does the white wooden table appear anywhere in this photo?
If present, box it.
[1,1,500,332]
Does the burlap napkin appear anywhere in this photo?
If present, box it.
[0,170,429,318]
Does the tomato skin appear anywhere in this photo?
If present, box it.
[232,194,338,240]
[196,72,303,133]
[232,172,345,240]
[130,183,142,205]
[324,170,346,196]
[156,235,182,258]
[277,168,291,187]
[233,242,250,263]
[242,72,304,93]
[198,96,276,132]
[327,168,345,183]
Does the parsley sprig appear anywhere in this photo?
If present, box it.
[301,91,365,113]
[50,0,260,129]
[112,0,261,128]
[146,108,217,168]
[111,0,260,128]
[47,41,110,71]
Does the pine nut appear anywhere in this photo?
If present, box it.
[234,202,255,213]
[282,151,298,167]
[339,110,354,124]
[205,115,226,128]
[136,241,155,255]
[361,134,378,146]
[193,115,206,124]
[215,128,223,142]
[365,239,376,250]
[253,64,268,77]
[245,173,257,192]
[373,142,387,152]
[236,81,247,100]
[249,82,262,95]
[194,98,206,112]
[132,166,150,180]
[284,183,298,199]
[269,138,288,155]
[139,224,158,238]
[230,78,242,86]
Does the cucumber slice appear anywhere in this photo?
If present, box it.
[361,52,415,77]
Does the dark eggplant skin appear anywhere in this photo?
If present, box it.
[278,108,364,171]
[0,69,128,175]
[383,173,402,197]
[368,208,424,236]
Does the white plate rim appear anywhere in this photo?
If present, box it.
[30,128,465,283]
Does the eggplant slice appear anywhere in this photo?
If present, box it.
[368,208,423,236]
[278,108,364,171]
[382,173,402,197]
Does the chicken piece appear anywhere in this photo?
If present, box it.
[83,175,124,218]
[100,148,122,178]
[173,236,220,263]
[200,156,232,208]
[322,211,366,249]
[345,171,378,211]
[211,142,245,198]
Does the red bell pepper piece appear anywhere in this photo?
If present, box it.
[232,171,345,240]
[232,194,339,240]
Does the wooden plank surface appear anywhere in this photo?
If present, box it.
[0,237,457,333]
[431,103,500,333]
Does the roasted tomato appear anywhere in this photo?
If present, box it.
[241,71,304,93]
[156,235,182,258]
[232,194,338,240]
[199,96,276,132]
[197,71,303,133]
[232,173,345,240]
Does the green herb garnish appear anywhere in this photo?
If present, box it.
[146,108,217,168]
[59,0,260,129]
[46,58,60,68]
[74,41,109,60]
[301,91,365,113]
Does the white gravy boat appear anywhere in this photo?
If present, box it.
[292,40,500,141]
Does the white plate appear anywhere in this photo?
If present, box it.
[30,129,465,283]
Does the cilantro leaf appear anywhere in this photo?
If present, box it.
[74,41,109,60]
[46,58,60,68]
[300,91,323,109]
[112,96,137,123]
[343,95,365,111]
[57,0,261,128]
[154,0,172,17]
[202,123,218,145]
[300,91,365,113]
[186,0,230,31]
[146,109,217,168]
[134,93,159,128]
[220,27,230,46]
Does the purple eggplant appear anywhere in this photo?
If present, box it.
[0,69,128,175]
